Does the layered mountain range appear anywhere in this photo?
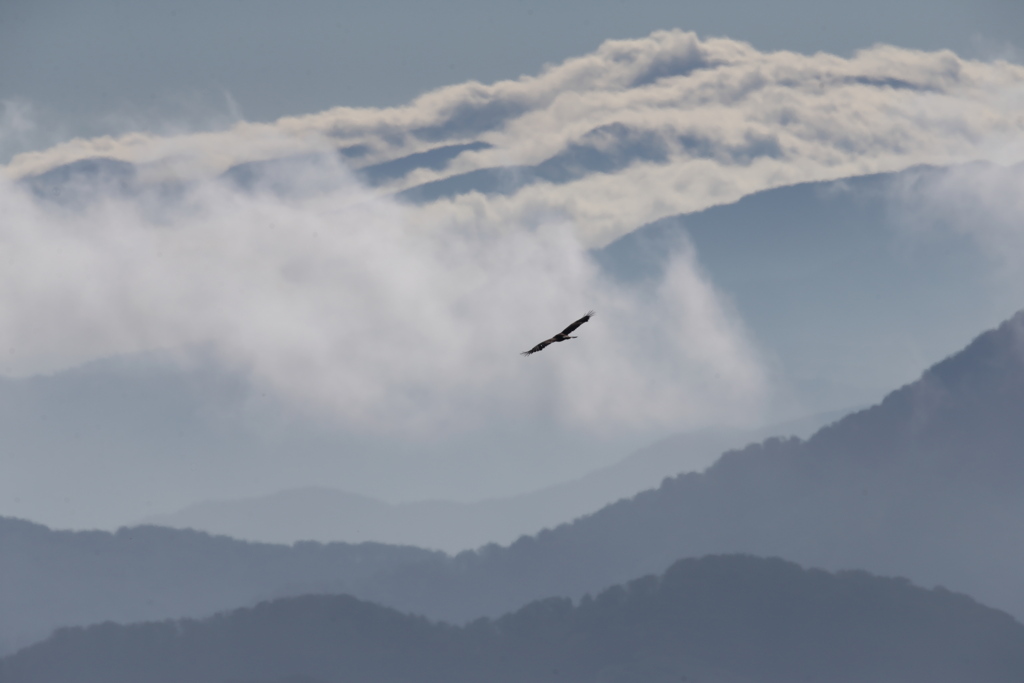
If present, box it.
[140,410,838,552]
[4,308,1024,657]
[6,31,1024,681]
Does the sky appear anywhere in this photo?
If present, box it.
[2,0,1023,160]
[1,2,1024,529]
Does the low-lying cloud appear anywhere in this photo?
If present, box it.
[0,153,767,440]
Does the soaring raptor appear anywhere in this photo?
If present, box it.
[521,311,594,356]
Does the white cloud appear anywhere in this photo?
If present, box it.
[0,152,767,440]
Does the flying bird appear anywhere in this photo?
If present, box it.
[521,311,595,356]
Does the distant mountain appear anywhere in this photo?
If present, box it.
[0,344,837,542]
[347,310,1024,624]
[0,351,309,531]
[0,518,443,656]
[4,555,1022,683]
[141,410,841,552]
[0,412,837,656]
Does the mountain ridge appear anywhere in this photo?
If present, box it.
[5,555,1023,683]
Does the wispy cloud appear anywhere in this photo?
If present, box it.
[891,161,1024,281]
[0,100,41,164]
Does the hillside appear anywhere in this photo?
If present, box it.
[4,555,1022,683]
[357,310,1024,623]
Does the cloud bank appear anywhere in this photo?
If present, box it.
[0,153,766,441]
[8,31,1024,248]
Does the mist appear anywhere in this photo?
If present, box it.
[0,145,771,525]
[4,31,1024,529]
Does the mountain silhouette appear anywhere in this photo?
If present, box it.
[3,555,1022,683]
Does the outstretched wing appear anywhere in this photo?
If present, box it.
[521,338,556,356]
[560,310,595,336]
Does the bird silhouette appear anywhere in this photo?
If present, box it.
[521,311,594,356]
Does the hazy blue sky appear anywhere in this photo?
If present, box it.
[2,0,1022,156]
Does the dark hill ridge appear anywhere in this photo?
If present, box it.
[4,555,1023,683]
